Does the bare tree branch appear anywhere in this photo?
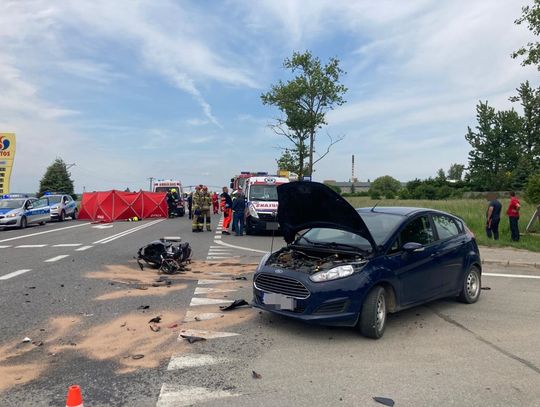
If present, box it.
[313,131,345,166]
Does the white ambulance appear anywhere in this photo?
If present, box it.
[244,174,291,234]
[152,179,185,217]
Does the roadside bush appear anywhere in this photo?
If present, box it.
[524,173,540,204]
[370,190,381,200]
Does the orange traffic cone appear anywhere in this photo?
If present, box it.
[65,385,84,407]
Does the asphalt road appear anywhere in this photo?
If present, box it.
[0,217,539,406]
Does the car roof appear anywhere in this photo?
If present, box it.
[356,206,453,217]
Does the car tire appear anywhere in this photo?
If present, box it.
[458,266,481,304]
[59,210,65,222]
[359,286,387,339]
[20,216,27,229]
[71,209,78,220]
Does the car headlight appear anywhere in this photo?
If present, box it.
[248,204,259,219]
[310,265,356,282]
[256,252,271,271]
[6,212,20,218]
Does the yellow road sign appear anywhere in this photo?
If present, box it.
[0,133,16,195]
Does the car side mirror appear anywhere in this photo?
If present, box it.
[26,204,34,210]
[403,242,424,253]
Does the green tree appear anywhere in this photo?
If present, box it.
[512,0,540,70]
[276,149,302,174]
[465,102,522,190]
[39,158,75,197]
[447,163,465,181]
[436,168,446,183]
[525,173,540,203]
[369,175,402,198]
[261,51,348,177]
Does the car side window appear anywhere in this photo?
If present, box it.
[400,216,434,246]
[34,198,47,208]
[432,215,461,240]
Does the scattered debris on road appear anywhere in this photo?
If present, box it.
[220,299,249,311]
[252,370,262,379]
[481,286,492,290]
[232,276,247,280]
[149,325,160,332]
[137,305,150,310]
[373,396,395,406]
[21,337,31,343]
[148,316,162,324]
[131,354,144,360]
[180,334,206,344]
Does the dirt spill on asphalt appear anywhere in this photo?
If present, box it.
[0,260,256,392]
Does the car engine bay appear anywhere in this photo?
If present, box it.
[266,247,366,274]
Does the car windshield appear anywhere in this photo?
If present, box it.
[249,185,278,201]
[155,187,175,193]
[298,228,372,252]
[46,196,62,204]
[358,211,405,244]
[0,199,25,209]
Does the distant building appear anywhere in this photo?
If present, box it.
[323,180,371,193]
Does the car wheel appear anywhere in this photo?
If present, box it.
[20,216,27,229]
[59,210,65,222]
[71,209,78,220]
[359,286,387,339]
[458,266,481,304]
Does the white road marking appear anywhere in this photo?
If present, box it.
[156,384,237,407]
[93,219,164,244]
[92,224,113,229]
[194,287,237,294]
[197,279,230,285]
[207,256,235,260]
[0,245,12,248]
[183,311,224,322]
[166,354,229,371]
[52,243,83,247]
[190,297,233,306]
[214,235,222,239]
[76,245,93,251]
[484,272,540,280]
[0,222,91,243]
[213,239,268,253]
[16,244,47,248]
[178,329,239,340]
[44,255,69,262]
[0,269,32,280]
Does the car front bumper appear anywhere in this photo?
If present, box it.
[252,267,372,327]
[0,216,20,227]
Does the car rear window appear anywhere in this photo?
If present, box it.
[432,214,461,240]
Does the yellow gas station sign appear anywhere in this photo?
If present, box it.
[0,133,16,195]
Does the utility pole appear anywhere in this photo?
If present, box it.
[148,177,154,191]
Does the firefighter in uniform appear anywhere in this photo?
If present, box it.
[191,185,203,232]
[220,186,233,235]
[200,186,212,231]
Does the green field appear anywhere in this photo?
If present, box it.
[345,197,540,252]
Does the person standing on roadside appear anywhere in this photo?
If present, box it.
[212,191,219,214]
[200,186,212,231]
[191,186,203,232]
[231,187,246,236]
[507,191,521,241]
[220,186,233,235]
[485,193,502,240]
[187,192,193,219]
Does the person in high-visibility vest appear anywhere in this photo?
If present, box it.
[191,185,203,232]
[220,186,232,235]
[200,186,212,231]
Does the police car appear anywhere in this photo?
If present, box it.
[0,197,51,229]
[43,194,77,221]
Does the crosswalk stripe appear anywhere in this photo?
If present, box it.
[44,255,69,262]
[178,329,239,340]
[190,297,232,306]
[156,384,238,407]
[16,244,47,248]
[198,279,230,285]
[166,354,229,371]
[194,287,237,294]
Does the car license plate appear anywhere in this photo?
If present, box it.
[265,222,280,231]
[262,292,295,310]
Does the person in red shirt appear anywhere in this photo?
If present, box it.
[506,191,521,241]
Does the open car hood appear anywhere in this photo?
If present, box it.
[277,181,377,251]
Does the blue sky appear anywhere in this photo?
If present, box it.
[1,0,537,193]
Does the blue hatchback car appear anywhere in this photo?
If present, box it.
[252,182,482,339]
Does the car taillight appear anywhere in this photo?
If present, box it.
[464,225,475,239]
